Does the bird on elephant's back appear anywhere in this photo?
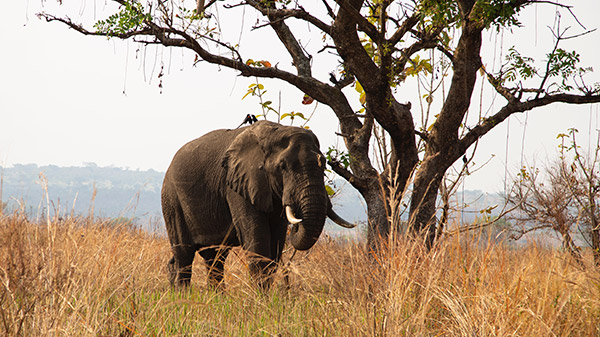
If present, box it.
[161,120,355,290]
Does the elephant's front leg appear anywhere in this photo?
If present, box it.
[226,189,276,290]
[199,246,230,289]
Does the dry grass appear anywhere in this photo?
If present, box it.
[1,213,599,336]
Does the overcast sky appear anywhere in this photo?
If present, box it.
[1,0,599,193]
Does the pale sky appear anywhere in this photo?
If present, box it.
[1,0,599,193]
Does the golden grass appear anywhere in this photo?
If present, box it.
[1,213,599,336]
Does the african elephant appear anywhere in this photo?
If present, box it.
[161,120,354,289]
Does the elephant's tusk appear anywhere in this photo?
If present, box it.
[285,206,303,225]
[327,208,356,228]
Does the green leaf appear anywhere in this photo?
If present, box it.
[440,30,451,47]
[242,90,253,100]
[423,60,433,73]
[404,56,433,77]
[94,1,151,37]
[355,80,366,105]
[325,185,336,196]
[355,80,364,94]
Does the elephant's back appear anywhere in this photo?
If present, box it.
[166,128,240,179]
[162,128,241,243]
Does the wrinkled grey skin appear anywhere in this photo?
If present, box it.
[162,121,333,289]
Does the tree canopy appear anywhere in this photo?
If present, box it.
[40,0,600,249]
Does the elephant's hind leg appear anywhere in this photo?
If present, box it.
[163,191,197,287]
[168,243,197,287]
[199,246,230,289]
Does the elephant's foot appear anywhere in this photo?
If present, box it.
[167,257,193,287]
[248,258,277,291]
[207,276,226,291]
[167,257,177,285]
[205,264,227,290]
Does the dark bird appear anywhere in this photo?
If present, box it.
[329,72,339,85]
[237,114,259,128]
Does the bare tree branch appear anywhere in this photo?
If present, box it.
[328,160,368,192]
[321,0,336,20]
[460,92,600,158]
[247,1,314,78]
[388,12,420,46]
[246,1,333,35]
[335,0,380,42]
[443,203,520,236]
[480,65,519,103]
[38,14,150,39]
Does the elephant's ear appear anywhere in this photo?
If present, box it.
[222,129,273,212]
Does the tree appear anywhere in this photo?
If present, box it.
[506,128,600,266]
[39,0,600,250]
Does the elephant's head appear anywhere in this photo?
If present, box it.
[222,121,353,251]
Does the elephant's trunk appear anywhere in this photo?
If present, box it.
[287,177,327,251]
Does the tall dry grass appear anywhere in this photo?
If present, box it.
[1,212,599,336]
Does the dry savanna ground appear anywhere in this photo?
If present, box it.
[1,213,599,336]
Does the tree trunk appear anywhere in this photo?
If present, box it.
[592,227,600,267]
[409,157,444,249]
[362,183,390,253]
[562,230,584,267]
[589,197,600,267]
[358,161,446,251]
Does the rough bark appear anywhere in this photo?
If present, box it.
[407,2,484,247]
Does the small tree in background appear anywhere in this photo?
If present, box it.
[506,128,600,266]
[39,0,600,250]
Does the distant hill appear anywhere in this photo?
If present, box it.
[1,164,502,235]
[1,164,164,229]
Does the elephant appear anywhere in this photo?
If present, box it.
[161,120,354,289]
